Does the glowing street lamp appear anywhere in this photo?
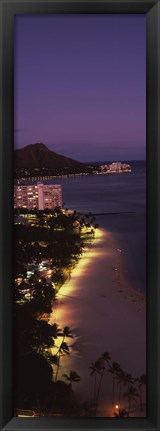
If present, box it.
[115,404,120,413]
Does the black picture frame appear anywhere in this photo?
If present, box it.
[0,0,160,430]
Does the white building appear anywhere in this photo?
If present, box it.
[109,162,122,172]
[14,182,62,210]
[108,162,131,172]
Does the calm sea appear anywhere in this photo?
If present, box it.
[19,161,146,293]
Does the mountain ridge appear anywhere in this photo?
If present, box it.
[14,143,86,170]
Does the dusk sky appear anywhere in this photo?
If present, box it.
[14,14,146,162]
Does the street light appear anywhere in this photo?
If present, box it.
[115,404,120,413]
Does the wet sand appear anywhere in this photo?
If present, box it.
[49,228,146,417]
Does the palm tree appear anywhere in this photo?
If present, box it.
[119,371,134,402]
[32,320,56,353]
[90,360,102,405]
[48,354,59,366]
[108,362,122,405]
[117,369,125,404]
[31,279,56,315]
[123,386,139,414]
[95,354,111,416]
[123,373,134,387]
[62,326,73,343]
[55,341,70,382]
[136,374,146,411]
[99,351,111,366]
[63,370,80,389]
[55,326,73,382]
[51,323,63,339]
[94,351,111,415]
[114,408,129,417]
[118,372,134,403]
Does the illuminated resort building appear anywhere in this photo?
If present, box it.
[14,182,62,210]
[99,162,131,174]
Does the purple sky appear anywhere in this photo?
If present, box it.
[14,14,146,162]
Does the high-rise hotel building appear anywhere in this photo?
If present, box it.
[14,182,62,210]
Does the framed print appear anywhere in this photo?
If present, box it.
[0,1,160,430]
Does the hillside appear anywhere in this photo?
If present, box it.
[14,143,85,170]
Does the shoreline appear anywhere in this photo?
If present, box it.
[15,170,132,183]
[110,232,145,304]
[49,227,146,417]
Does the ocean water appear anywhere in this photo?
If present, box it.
[21,161,146,293]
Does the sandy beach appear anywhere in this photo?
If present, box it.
[49,228,146,417]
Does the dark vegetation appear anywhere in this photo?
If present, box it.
[14,208,96,416]
[14,207,146,417]
[89,354,146,417]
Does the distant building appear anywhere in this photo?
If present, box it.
[109,162,122,172]
[99,162,131,174]
[14,182,62,210]
[108,162,131,172]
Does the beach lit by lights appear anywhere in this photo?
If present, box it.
[49,228,106,362]
[49,226,146,416]
[56,228,105,299]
